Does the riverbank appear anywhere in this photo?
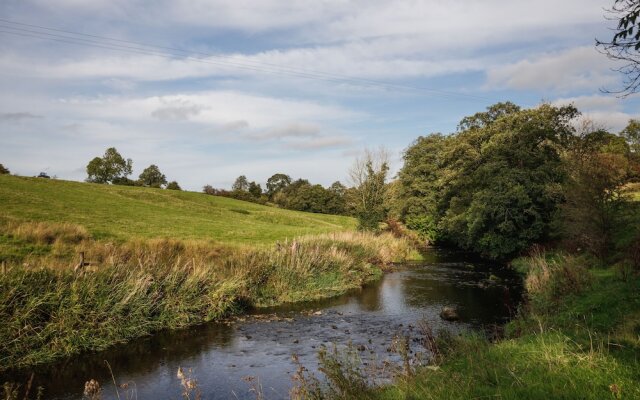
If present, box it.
[325,252,640,399]
[0,220,415,371]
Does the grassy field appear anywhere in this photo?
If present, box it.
[0,174,355,244]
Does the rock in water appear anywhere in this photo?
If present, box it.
[440,306,459,321]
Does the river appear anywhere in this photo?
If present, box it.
[2,248,522,399]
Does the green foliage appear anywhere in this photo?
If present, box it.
[350,150,389,231]
[622,119,640,151]
[0,163,9,175]
[400,103,577,259]
[138,164,167,188]
[266,173,292,198]
[561,125,634,259]
[232,175,249,192]
[166,181,181,190]
[85,147,133,184]
[248,181,263,198]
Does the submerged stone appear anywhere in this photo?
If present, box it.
[440,306,459,321]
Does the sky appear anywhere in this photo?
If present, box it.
[0,0,639,190]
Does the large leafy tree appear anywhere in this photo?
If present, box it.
[86,147,133,184]
[0,163,9,175]
[138,164,167,188]
[400,103,578,259]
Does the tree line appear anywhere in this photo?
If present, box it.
[85,147,181,190]
[204,174,352,215]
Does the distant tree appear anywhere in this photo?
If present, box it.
[622,119,640,152]
[0,163,9,175]
[203,185,216,195]
[112,177,136,186]
[248,181,263,198]
[596,0,640,95]
[325,181,347,215]
[349,148,390,230]
[232,175,249,192]
[138,164,167,188]
[266,173,292,198]
[166,181,182,190]
[328,181,346,197]
[86,147,133,184]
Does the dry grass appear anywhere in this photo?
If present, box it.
[523,251,592,309]
[0,220,414,371]
[2,219,90,245]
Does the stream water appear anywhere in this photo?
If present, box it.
[2,248,523,399]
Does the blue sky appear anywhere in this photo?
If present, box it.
[0,0,638,190]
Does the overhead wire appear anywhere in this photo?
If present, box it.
[0,18,492,101]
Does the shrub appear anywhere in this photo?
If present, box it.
[524,252,592,310]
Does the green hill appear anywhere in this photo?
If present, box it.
[0,175,355,245]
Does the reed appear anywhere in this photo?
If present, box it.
[0,221,413,371]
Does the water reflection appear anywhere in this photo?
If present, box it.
[1,249,522,400]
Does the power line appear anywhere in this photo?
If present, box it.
[0,18,492,101]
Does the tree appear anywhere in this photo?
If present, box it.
[232,175,249,192]
[561,122,633,258]
[596,0,640,96]
[203,185,216,195]
[86,147,133,184]
[266,173,292,198]
[622,119,640,152]
[349,148,390,230]
[0,163,9,175]
[166,181,182,190]
[248,181,263,198]
[400,103,579,259]
[138,164,167,188]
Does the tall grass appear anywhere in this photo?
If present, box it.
[0,221,413,371]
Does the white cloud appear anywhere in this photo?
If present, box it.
[486,46,618,92]
[551,94,639,132]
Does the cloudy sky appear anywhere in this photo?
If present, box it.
[0,0,638,190]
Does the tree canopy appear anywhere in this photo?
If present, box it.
[166,181,182,190]
[400,103,579,259]
[232,175,249,192]
[266,173,292,198]
[86,147,133,184]
[138,164,167,188]
[0,163,9,175]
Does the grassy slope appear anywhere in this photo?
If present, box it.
[376,267,640,400]
[0,175,355,244]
